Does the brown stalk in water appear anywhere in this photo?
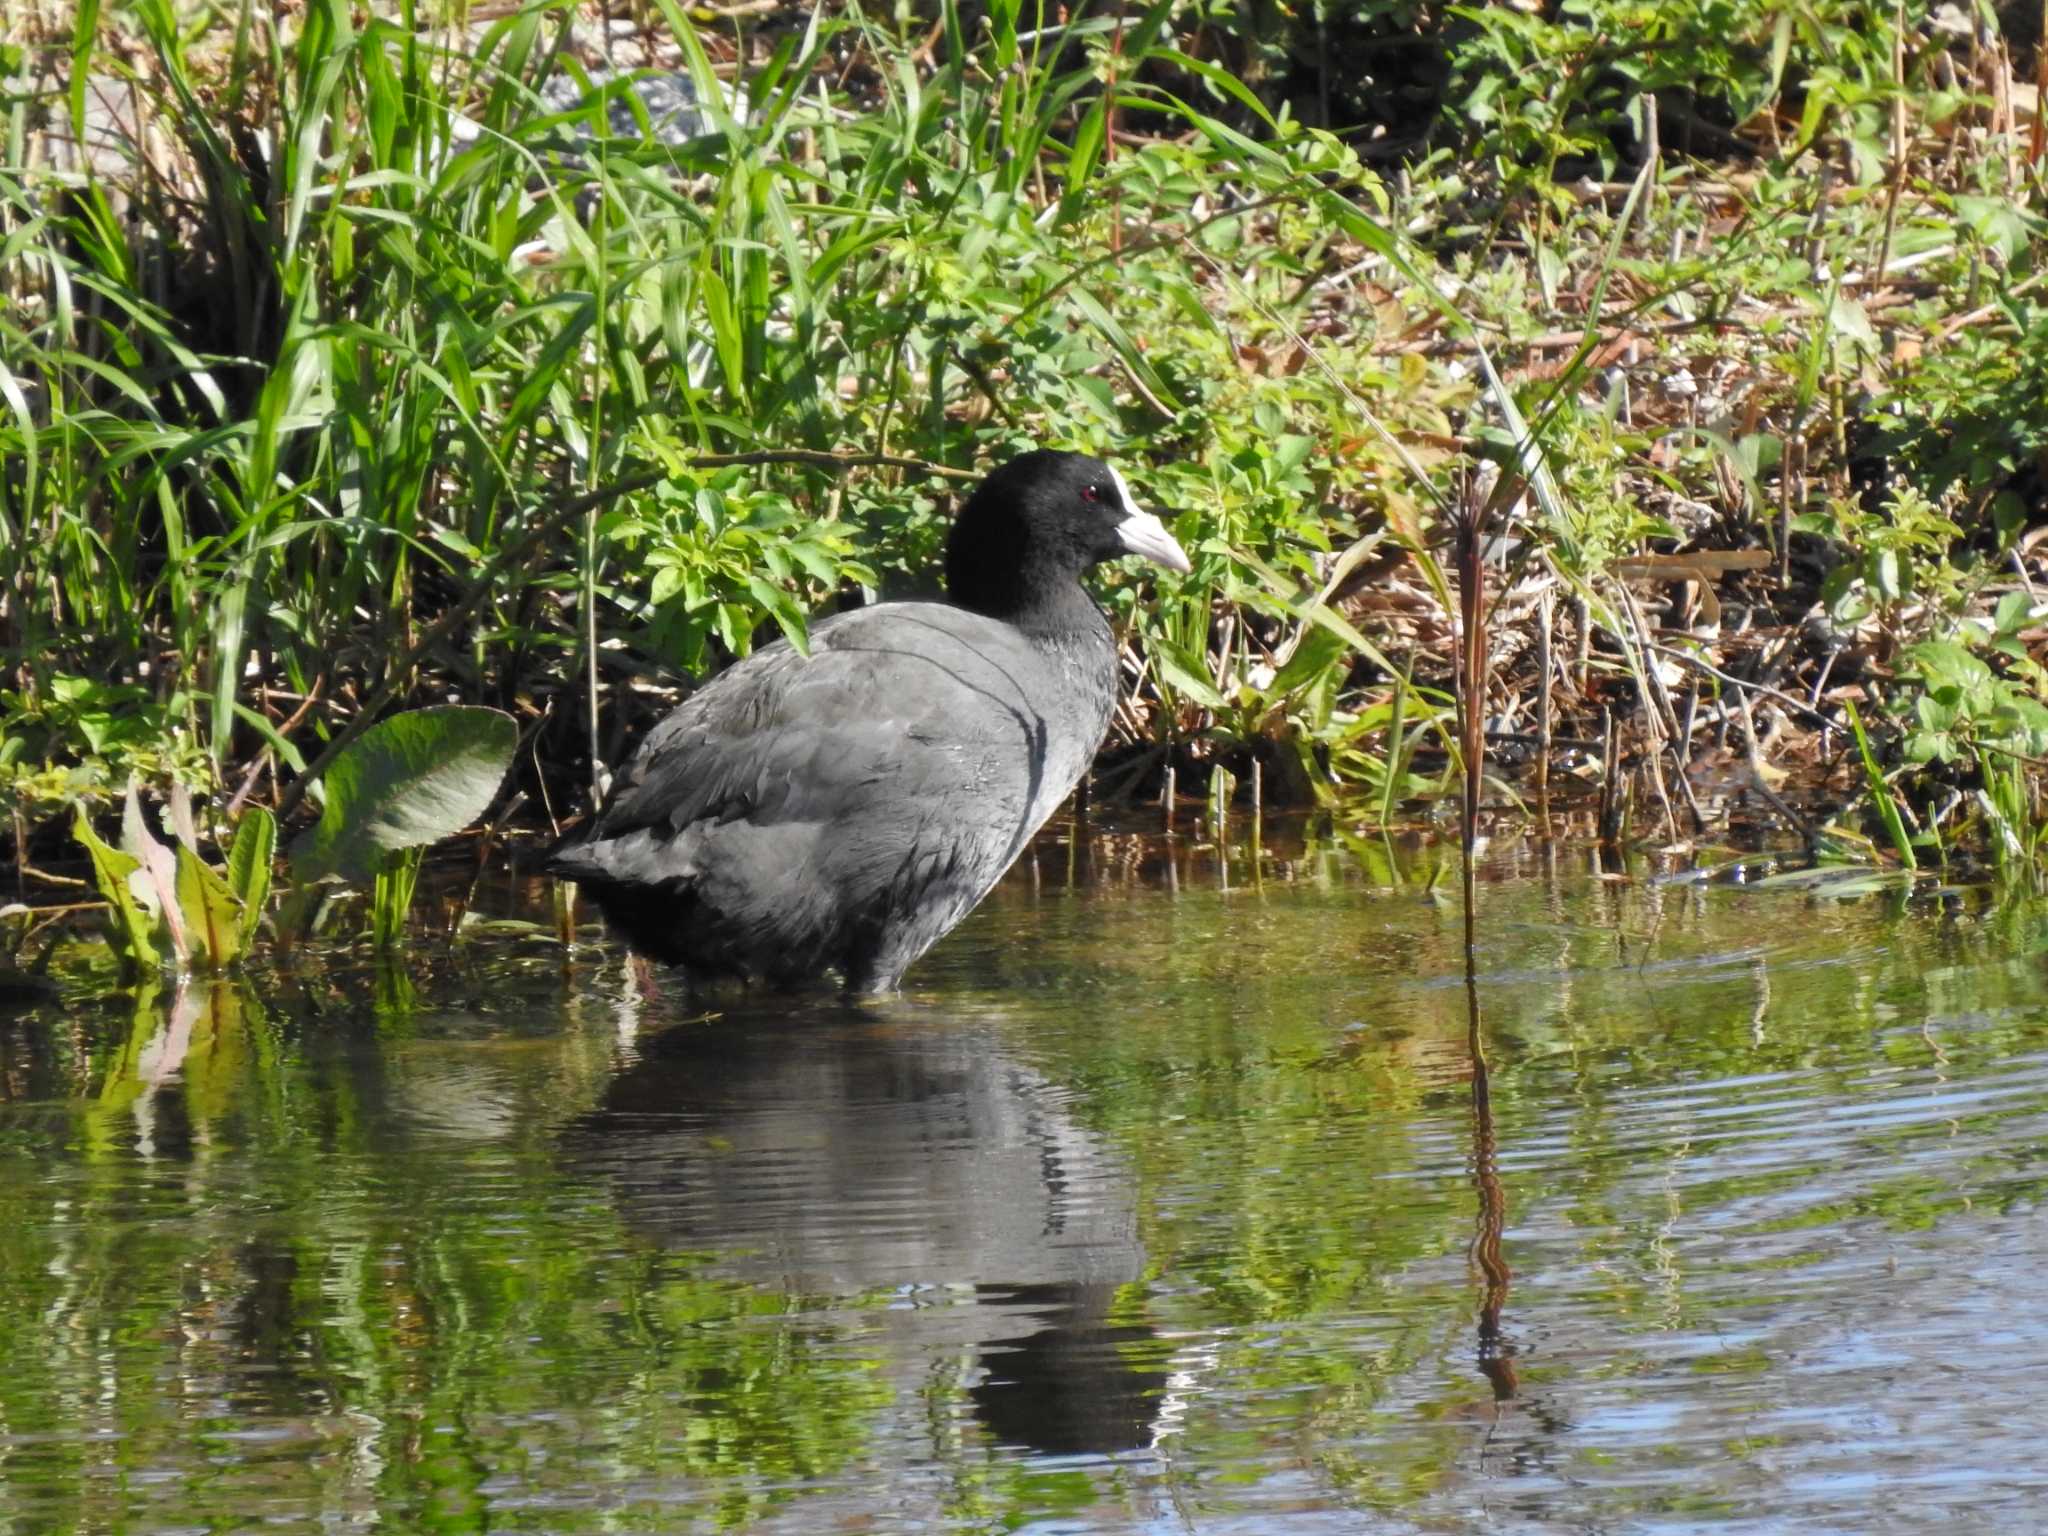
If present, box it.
[1454,469,1527,973]
[1455,467,1523,1401]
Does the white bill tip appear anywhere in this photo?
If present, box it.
[1107,464,1191,573]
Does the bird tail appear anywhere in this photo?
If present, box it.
[540,827,602,881]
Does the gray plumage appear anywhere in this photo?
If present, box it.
[546,450,1190,992]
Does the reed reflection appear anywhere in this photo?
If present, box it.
[1469,968,1516,1402]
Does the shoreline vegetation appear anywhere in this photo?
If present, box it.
[5,0,2048,962]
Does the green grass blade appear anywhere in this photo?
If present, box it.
[1846,699,1916,869]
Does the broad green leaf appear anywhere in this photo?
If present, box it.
[1904,730,1952,765]
[1905,642,1994,705]
[175,844,244,971]
[1151,637,1225,710]
[121,781,187,963]
[1914,691,1959,733]
[1954,195,2035,262]
[226,808,276,948]
[73,807,159,971]
[1826,293,1877,351]
[745,576,812,657]
[1267,624,1350,700]
[1995,591,2038,635]
[291,706,517,884]
[1270,434,1315,481]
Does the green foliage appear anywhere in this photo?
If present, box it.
[71,784,270,973]
[1448,0,1917,191]
[0,677,211,813]
[0,0,1445,834]
[619,473,876,669]
[1901,622,2048,771]
[1866,292,2048,547]
[172,842,245,969]
[70,701,509,970]
[1803,485,1967,630]
[290,706,517,885]
[3,0,2044,872]
[285,704,515,948]
[223,808,275,951]
[369,846,425,951]
[71,805,159,974]
[1896,615,2048,877]
[1845,698,1914,868]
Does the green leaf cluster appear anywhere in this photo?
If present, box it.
[72,787,272,974]
[72,705,514,969]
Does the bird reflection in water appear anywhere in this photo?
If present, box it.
[562,1003,1170,1459]
[970,1280,1166,1455]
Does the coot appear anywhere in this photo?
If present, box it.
[547,450,1191,992]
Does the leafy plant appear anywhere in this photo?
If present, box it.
[289,707,517,884]
[287,705,518,947]
[1894,610,2048,876]
[72,786,274,975]
[0,677,212,812]
[1,0,1434,838]
[616,472,877,671]
[1864,289,2048,550]
[1899,612,2048,773]
[72,705,516,970]
[1447,0,1913,193]
[1803,485,1968,633]
[7,0,2047,880]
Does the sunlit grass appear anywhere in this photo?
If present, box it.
[4,0,2044,874]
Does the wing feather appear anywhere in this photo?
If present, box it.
[546,601,1115,985]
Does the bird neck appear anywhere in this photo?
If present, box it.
[945,508,1103,636]
[1027,580,1109,640]
[954,568,1106,639]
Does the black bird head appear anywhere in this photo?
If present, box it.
[945,450,1190,626]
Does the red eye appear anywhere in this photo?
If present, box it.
[1080,485,1100,502]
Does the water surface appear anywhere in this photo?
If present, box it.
[4,837,2045,1532]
